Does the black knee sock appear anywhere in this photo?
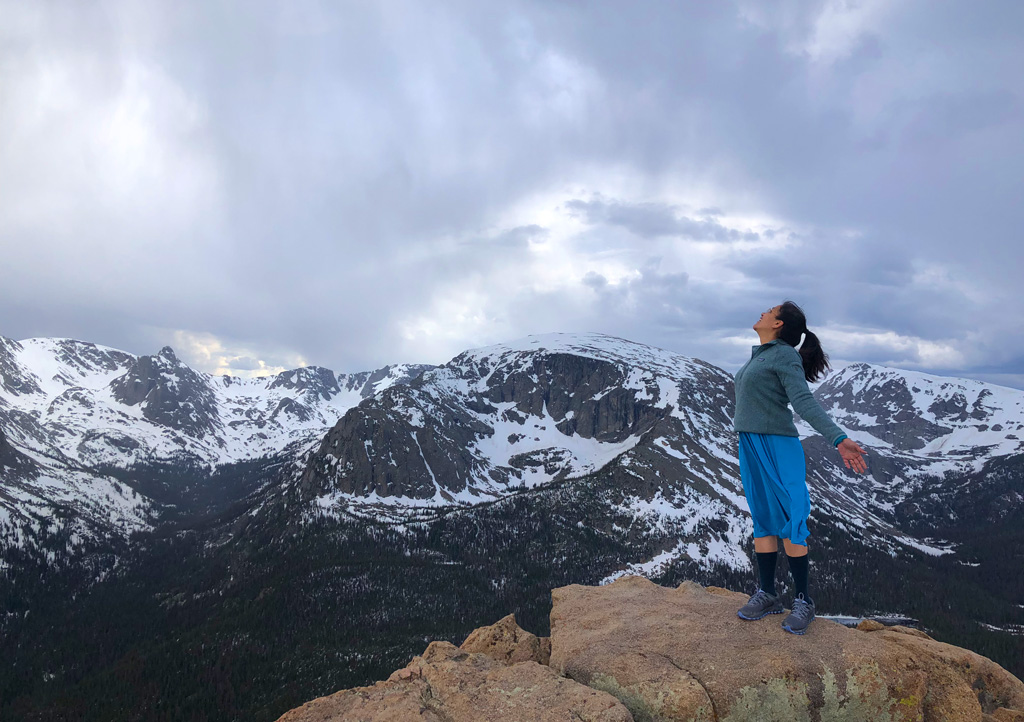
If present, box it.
[755,551,778,595]
[787,554,810,602]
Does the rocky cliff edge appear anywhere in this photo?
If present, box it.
[276,576,1024,722]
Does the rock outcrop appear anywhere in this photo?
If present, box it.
[551,577,1024,721]
[459,613,552,666]
[277,576,1024,722]
[277,618,629,721]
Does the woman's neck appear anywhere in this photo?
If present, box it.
[756,330,780,345]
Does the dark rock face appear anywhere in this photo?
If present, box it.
[269,397,314,424]
[0,425,11,464]
[815,364,951,451]
[109,347,222,439]
[77,428,142,455]
[267,366,341,400]
[51,339,134,379]
[480,352,663,443]
[0,336,42,397]
[896,453,1024,531]
[927,388,994,423]
[301,382,497,500]
[0,422,39,481]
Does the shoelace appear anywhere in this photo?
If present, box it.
[790,598,814,621]
[748,590,774,605]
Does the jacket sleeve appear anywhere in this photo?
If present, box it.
[776,357,846,446]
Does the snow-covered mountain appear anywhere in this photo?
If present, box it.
[802,362,1024,532]
[0,334,432,544]
[816,362,1024,466]
[300,334,737,526]
[0,336,432,467]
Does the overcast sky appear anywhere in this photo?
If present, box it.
[2,1,1022,388]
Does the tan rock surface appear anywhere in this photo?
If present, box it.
[459,612,552,665]
[276,576,1024,722]
[549,576,1024,722]
[276,639,631,722]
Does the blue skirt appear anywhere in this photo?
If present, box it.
[738,432,811,545]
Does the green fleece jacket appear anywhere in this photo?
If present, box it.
[733,339,847,446]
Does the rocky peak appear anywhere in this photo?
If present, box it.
[278,577,1024,722]
[109,347,221,439]
[483,351,662,441]
[818,364,924,422]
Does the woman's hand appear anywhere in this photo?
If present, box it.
[838,438,868,473]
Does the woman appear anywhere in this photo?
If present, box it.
[733,301,867,635]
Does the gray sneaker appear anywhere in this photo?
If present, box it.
[782,594,816,635]
[737,589,784,620]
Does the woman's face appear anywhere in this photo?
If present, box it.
[754,305,783,333]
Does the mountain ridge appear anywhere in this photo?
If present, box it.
[0,333,434,545]
[5,331,1023,562]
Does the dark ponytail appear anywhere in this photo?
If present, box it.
[776,300,830,382]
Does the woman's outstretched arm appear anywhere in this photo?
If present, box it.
[776,358,846,445]
[777,358,869,474]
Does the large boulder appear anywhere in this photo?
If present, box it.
[276,633,629,722]
[550,576,1024,722]
[459,612,553,665]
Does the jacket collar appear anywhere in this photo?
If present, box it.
[750,338,788,356]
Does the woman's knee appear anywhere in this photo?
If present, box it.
[782,538,808,556]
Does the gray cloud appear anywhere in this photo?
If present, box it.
[567,198,760,242]
[582,271,609,290]
[225,356,263,372]
[0,0,1021,387]
[476,225,547,249]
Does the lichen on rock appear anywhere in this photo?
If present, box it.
[722,677,812,722]
[819,664,900,722]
